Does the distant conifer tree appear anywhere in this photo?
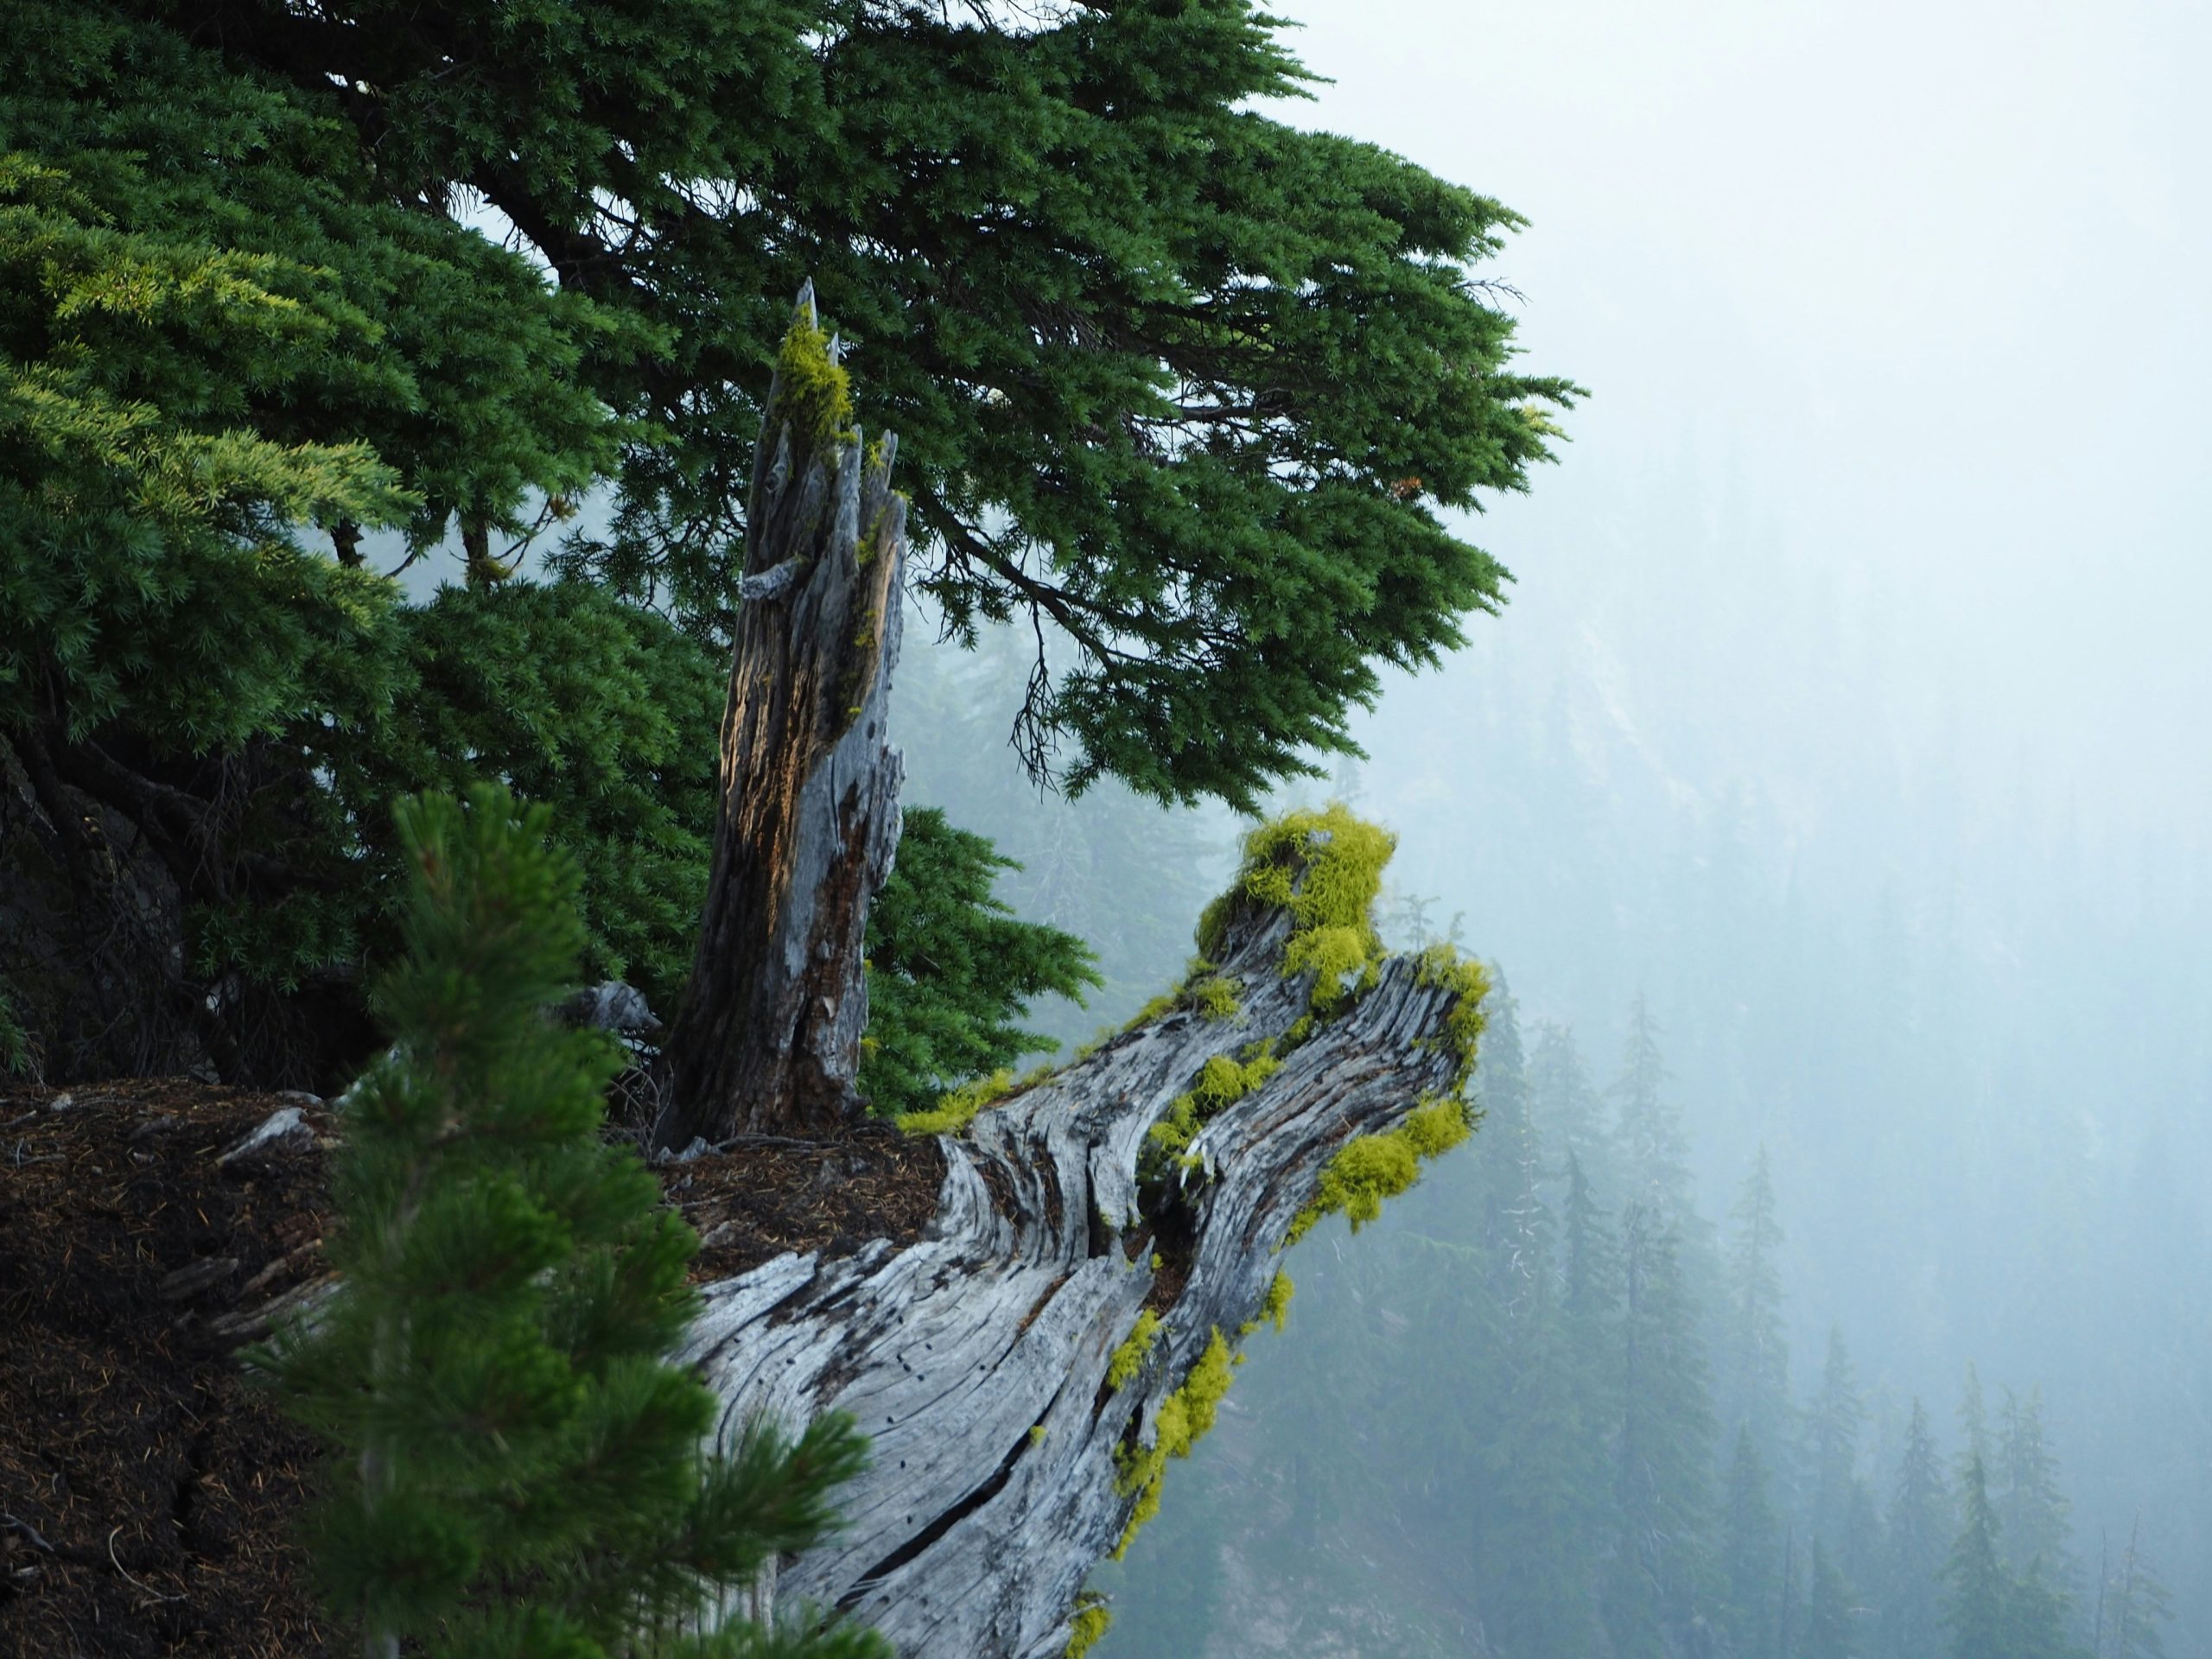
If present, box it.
[1943,1455,2014,1659]
[1719,1427,1784,1659]
[1719,1147,1794,1481]
[1802,1538,1858,1659]
[1880,1398,1951,1659]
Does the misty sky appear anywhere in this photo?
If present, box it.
[1284,0,2212,845]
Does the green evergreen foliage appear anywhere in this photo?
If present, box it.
[1995,1388,2080,1610]
[1605,1200,1718,1658]
[1807,1330,1870,1563]
[1882,1400,1953,1659]
[312,583,726,1019]
[861,807,1100,1117]
[4,0,1575,1086]
[1943,1453,2088,1659]
[1720,1427,1785,1659]
[1609,995,1696,1225]
[2096,1521,2175,1659]
[1803,1539,1859,1659]
[1720,1146,1795,1484]
[1943,1456,2015,1659]
[255,786,880,1659]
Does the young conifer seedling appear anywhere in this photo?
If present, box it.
[256,785,883,1659]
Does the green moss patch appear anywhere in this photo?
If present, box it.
[1143,1045,1282,1173]
[1066,1594,1113,1658]
[1414,942,1492,1092]
[1114,1327,1237,1558]
[1242,1268,1294,1337]
[894,1066,1015,1137]
[774,305,856,453]
[1106,1310,1163,1391]
[1286,1093,1472,1245]
[1198,804,1395,1015]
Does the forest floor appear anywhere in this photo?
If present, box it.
[0,1077,944,1659]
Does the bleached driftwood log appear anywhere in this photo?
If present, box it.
[679,859,1478,1659]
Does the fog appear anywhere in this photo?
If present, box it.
[905,0,2212,1649]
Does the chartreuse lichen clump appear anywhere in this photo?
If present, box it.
[1245,1268,1294,1336]
[1065,1592,1113,1658]
[1143,1045,1282,1173]
[893,1066,1014,1137]
[774,302,857,454]
[1416,941,1492,1094]
[1197,803,1395,1018]
[1287,1092,1475,1245]
[1106,1310,1163,1390]
[1114,1327,1236,1557]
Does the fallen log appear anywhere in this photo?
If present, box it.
[679,806,1488,1658]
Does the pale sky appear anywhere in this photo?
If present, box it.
[1283,0,2212,844]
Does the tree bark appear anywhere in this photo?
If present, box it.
[657,285,908,1147]
[674,873,1478,1658]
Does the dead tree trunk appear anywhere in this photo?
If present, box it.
[674,830,1485,1658]
[657,287,907,1148]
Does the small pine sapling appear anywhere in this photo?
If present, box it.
[257,785,883,1659]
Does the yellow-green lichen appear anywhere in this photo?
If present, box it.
[1029,1424,1047,1446]
[1114,1328,1236,1558]
[1286,1094,1472,1245]
[1414,942,1491,1092]
[775,308,856,453]
[895,1067,1016,1137]
[1198,804,1395,1016]
[1144,1046,1281,1169]
[1186,971,1242,1021]
[1066,1595,1113,1658]
[1241,1269,1294,1337]
[1107,1310,1162,1390]
[1116,959,1243,1037]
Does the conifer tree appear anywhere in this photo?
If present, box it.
[258,786,880,1659]
[1802,1539,1858,1659]
[1469,974,1541,1303]
[1459,984,1613,1656]
[1605,1201,1717,1658]
[858,807,1100,1116]
[1719,1427,1785,1659]
[1957,1367,1991,1478]
[1561,1153,1622,1332]
[1532,1019,1613,1198]
[2096,1517,2174,1659]
[1720,1147,1794,1481]
[1611,995,1696,1224]
[1880,1399,1951,1659]
[1995,1389,2080,1613]
[1942,1455,2013,1659]
[5,0,1577,1085]
[1559,1149,1625,1503]
[1807,1331,1868,1562]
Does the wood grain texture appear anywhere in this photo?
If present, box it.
[658,283,908,1147]
[682,890,1473,1657]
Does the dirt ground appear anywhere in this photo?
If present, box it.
[0,1077,944,1658]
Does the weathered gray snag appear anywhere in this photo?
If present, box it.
[658,286,907,1147]
[677,868,1478,1659]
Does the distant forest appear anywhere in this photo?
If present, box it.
[894,621,2196,1659]
[1090,985,2176,1659]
